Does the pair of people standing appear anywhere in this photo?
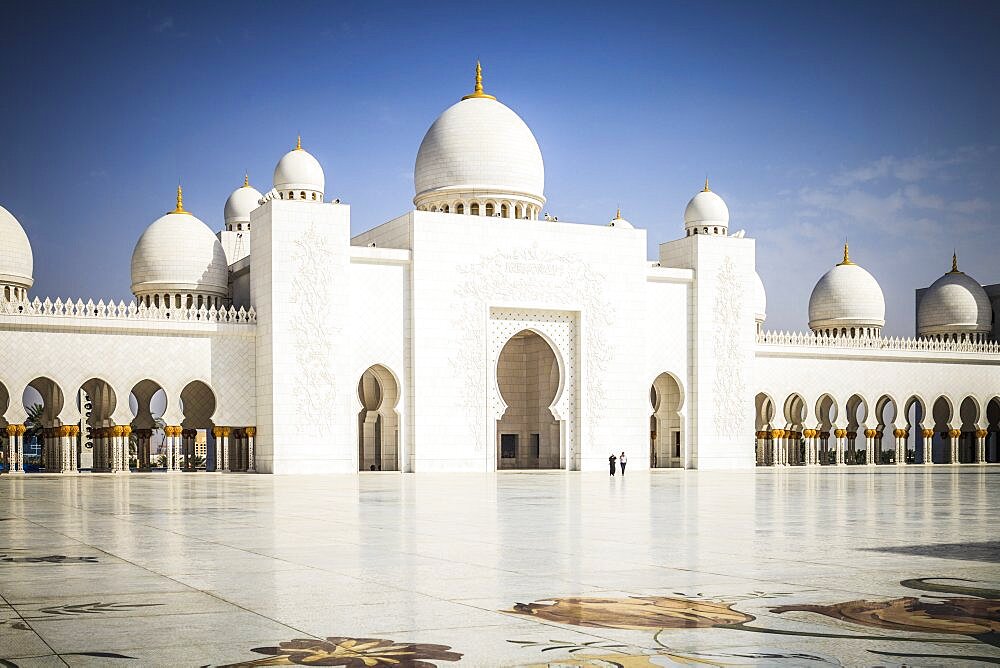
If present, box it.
[608,451,627,476]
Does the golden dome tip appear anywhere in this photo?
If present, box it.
[837,241,854,265]
[703,176,710,192]
[461,59,497,101]
[295,135,302,151]
[170,184,191,215]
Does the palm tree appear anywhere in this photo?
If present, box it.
[24,403,44,442]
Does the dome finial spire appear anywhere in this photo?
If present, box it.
[838,240,854,265]
[950,250,960,273]
[243,173,249,188]
[703,176,710,192]
[615,206,622,220]
[171,184,190,215]
[461,60,497,101]
[296,135,302,151]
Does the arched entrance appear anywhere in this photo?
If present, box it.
[496,330,560,470]
[24,378,65,472]
[651,373,683,468]
[80,378,117,471]
[180,381,215,471]
[129,380,167,471]
[357,364,400,472]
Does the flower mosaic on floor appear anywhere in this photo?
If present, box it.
[216,636,463,667]
[504,578,1000,665]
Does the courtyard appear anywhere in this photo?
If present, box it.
[1,468,998,666]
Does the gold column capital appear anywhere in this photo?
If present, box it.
[16,425,26,436]
[122,426,131,437]
[864,428,877,438]
[221,427,231,437]
[5,425,16,436]
[112,425,125,437]
[212,426,223,438]
[245,426,256,437]
[948,429,961,438]
[59,425,73,437]
[976,429,988,438]
[834,429,847,438]
[893,428,907,438]
[922,428,935,438]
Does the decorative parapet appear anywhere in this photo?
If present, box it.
[0,297,256,324]
[757,330,1000,354]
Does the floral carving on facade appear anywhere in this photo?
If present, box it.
[713,257,749,440]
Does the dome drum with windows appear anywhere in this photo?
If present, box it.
[0,205,33,302]
[413,62,545,220]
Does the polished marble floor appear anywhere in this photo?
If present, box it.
[1,468,998,666]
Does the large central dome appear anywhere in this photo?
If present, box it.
[413,63,544,220]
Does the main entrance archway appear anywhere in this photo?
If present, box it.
[496,330,561,469]
[651,373,683,468]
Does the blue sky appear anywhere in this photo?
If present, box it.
[1,1,997,334]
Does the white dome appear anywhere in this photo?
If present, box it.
[131,190,229,297]
[684,183,729,232]
[607,209,634,229]
[751,271,766,323]
[414,89,544,208]
[808,246,885,333]
[273,139,325,196]
[0,205,33,289]
[917,258,992,337]
[224,178,263,225]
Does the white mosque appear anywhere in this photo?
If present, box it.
[0,64,998,475]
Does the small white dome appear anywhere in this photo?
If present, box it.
[808,245,885,333]
[131,189,229,298]
[751,271,766,323]
[607,209,634,229]
[224,177,263,225]
[273,138,325,196]
[684,182,730,233]
[414,65,544,214]
[0,205,33,289]
[917,256,992,337]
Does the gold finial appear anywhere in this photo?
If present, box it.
[838,241,854,265]
[461,60,497,101]
[296,135,302,151]
[949,251,960,273]
[243,173,250,188]
[615,206,622,220]
[170,184,190,215]
[703,176,710,192]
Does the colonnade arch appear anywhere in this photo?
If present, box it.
[180,380,216,472]
[357,364,400,472]
[496,329,561,470]
[129,380,167,471]
[755,390,995,467]
[650,372,684,468]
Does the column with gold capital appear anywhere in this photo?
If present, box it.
[59,425,72,473]
[864,429,877,465]
[221,427,231,472]
[172,426,184,472]
[69,425,80,472]
[164,426,174,472]
[921,428,934,464]
[893,428,907,465]
[948,429,960,464]
[121,426,132,472]
[111,426,124,472]
[975,429,987,464]
[245,427,256,473]
[15,425,25,473]
[833,428,847,466]
[210,426,221,472]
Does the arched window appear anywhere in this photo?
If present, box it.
[501,203,509,218]
[485,202,495,217]
[279,192,284,199]
[312,193,317,200]
[153,294,160,307]
[471,202,480,215]
[713,227,718,234]
[693,228,698,234]
[515,204,522,219]
[456,203,464,214]
[703,227,708,234]
[442,204,450,213]
[299,191,306,200]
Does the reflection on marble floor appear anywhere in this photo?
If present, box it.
[0,469,998,666]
